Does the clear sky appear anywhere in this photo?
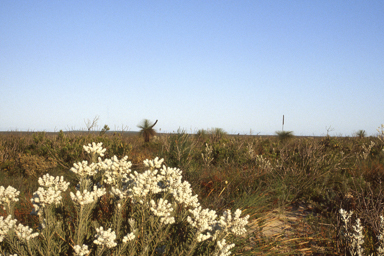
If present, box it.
[1,1,383,136]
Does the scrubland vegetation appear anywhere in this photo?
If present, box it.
[0,125,384,255]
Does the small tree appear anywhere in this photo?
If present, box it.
[137,119,158,142]
[326,125,334,137]
[84,116,99,132]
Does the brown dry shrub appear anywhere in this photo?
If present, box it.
[18,153,58,177]
[361,160,384,185]
[129,150,154,168]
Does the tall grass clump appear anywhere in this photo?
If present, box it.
[160,129,197,170]
[0,142,249,255]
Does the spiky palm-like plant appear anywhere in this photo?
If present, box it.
[138,119,158,142]
[356,130,366,138]
[275,130,294,141]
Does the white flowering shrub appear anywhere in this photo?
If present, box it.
[358,141,376,160]
[201,143,214,166]
[255,155,273,173]
[378,124,384,152]
[0,142,249,255]
[340,209,384,256]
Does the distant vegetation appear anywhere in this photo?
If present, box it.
[0,124,383,255]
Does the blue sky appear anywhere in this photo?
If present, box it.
[1,1,383,136]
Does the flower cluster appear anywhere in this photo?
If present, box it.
[73,244,90,256]
[98,155,132,185]
[150,198,175,224]
[110,187,127,200]
[213,239,235,256]
[14,223,39,241]
[38,174,69,192]
[186,207,249,243]
[122,232,136,243]
[70,161,98,178]
[122,218,137,243]
[143,157,164,169]
[31,187,63,214]
[127,164,201,208]
[340,208,353,227]
[171,180,200,208]
[70,186,106,206]
[158,165,183,189]
[128,170,163,203]
[0,215,17,242]
[0,186,20,208]
[83,142,106,157]
[94,227,117,248]
[31,174,70,215]
[187,206,218,242]
[219,209,249,236]
[0,215,38,243]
